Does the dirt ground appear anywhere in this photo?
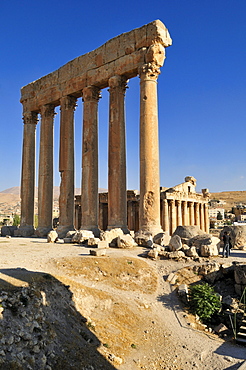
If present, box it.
[0,237,246,369]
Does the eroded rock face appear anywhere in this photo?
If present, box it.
[169,235,182,251]
[220,226,246,250]
[173,226,205,241]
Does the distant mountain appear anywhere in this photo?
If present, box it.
[0,186,108,199]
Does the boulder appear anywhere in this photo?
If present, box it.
[220,225,246,250]
[147,249,159,259]
[169,235,182,251]
[116,234,137,248]
[14,226,35,237]
[173,225,205,242]
[189,235,220,256]
[101,228,124,246]
[185,246,199,258]
[47,230,58,243]
[134,231,153,247]
[168,250,185,260]
[71,230,94,244]
[1,226,17,237]
[153,232,171,246]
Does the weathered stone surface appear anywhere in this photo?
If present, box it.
[89,249,107,256]
[1,226,17,237]
[101,228,124,246]
[173,225,205,240]
[147,249,159,259]
[169,235,182,251]
[168,251,185,260]
[116,234,137,248]
[134,231,153,247]
[35,227,52,238]
[189,235,220,256]
[220,225,246,250]
[47,230,58,243]
[14,226,35,237]
[185,246,199,258]
[71,230,95,244]
[153,232,170,246]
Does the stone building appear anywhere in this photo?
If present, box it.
[18,20,172,238]
[75,177,210,235]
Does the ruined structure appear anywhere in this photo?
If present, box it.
[18,20,172,237]
[75,177,210,235]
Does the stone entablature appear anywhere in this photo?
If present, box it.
[20,20,171,112]
[19,20,172,238]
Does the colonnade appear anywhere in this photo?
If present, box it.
[20,65,163,237]
[161,199,209,235]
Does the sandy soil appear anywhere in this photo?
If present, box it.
[0,237,245,369]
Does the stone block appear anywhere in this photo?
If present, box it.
[47,230,58,243]
[89,249,107,256]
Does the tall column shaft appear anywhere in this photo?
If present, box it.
[204,203,209,233]
[163,199,169,233]
[108,75,128,232]
[139,63,162,235]
[177,200,182,227]
[182,201,188,225]
[200,203,205,231]
[20,112,38,232]
[189,201,195,226]
[81,86,101,236]
[58,95,77,237]
[36,104,55,236]
[170,200,176,235]
[194,202,200,226]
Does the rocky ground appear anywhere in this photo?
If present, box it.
[0,237,245,369]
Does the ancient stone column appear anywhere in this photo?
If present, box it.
[36,104,55,237]
[81,86,101,236]
[20,111,38,236]
[177,200,182,227]
[200,203,205,231]
[204,203,209,233]
[138,63,163,235]
[182,201,189,225]
[57,95,77,238]
[107,75,128,232]
[163,199,169,233]
[189,201,195,226]
[194,202,200,227]
[170,199,176,235]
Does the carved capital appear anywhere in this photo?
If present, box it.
[23,111,38,125]
[82,86,101,102]
[108,75,128,93]
[138,63,160,81]
[176,200,182,206]
[40,104,56,118]
[60,95,77,111]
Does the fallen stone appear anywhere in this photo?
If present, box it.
[72,230,94,244]
[185,246,198,258]
[89,249,107,256]
[116,234,137,248]
[153,232,170,246]
[147,249,159,259]
[101,228,124,246]
[47,230,58,243]
[169,235,182,251]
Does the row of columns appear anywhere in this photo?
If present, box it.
[162,199,209,235]
[20,62,163,237]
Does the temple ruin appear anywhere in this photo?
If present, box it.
[75,177,210,234]
[18,20,173,238]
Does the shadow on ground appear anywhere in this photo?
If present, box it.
[0,268,116,370]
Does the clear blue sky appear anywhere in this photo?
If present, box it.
[0,0,246,193]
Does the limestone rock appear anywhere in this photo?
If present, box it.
[147,249,159,259]
[14,226,35,237]
[220,225,246,249]
[185,246,199,258]
[189,235,220,256]
[134,231,153,247]
[35,227,52,238]
[89,249,107,256]
[116,234,137,248]
[1,226,17,237]
[71,230,94,244]
[101,228,124,246]
[47,230,58,243]
[153,232,170,246]
[169,235,182,251]
[168,250,185,260]
[173,225,205,241]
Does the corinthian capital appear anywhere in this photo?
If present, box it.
[23,111,38,125]
[60,95,77,111]
[82,86,101,102]
[138,63,161,81]
[40,104,56,118]
[108,75,128,93]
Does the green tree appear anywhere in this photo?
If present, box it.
[12,214,20,226]
[188,283,221,322]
